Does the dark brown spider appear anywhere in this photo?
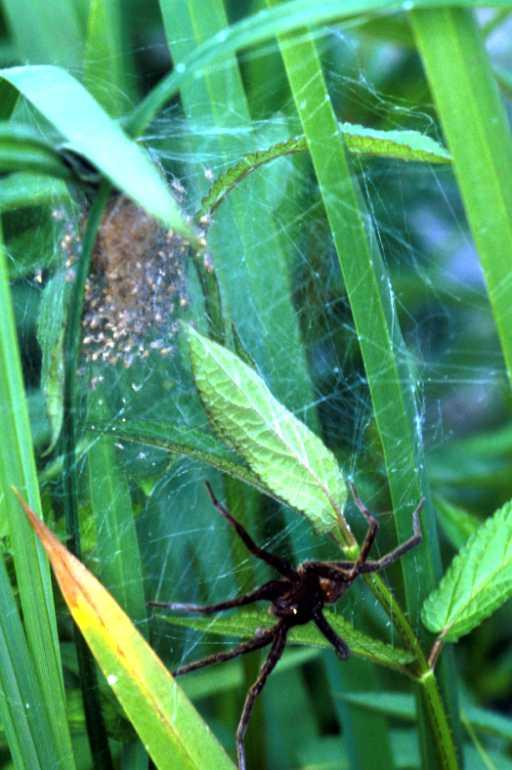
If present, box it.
[151,483,423,770]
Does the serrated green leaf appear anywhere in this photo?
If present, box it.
[200,125,450,215]
[421,499,512,641]
[158,607,413,670]
[88,418,275,500]
[340,122,450,163]
[185,325,347,534]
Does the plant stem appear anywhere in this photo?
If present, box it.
[61,181,113,770]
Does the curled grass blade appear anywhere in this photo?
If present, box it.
[16,492,236,770]
[0,121,73,179]
[0,66,190,233]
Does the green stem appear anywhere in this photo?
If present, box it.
[61,181,113,770]
[61,183,110,557]
[268,14,459,770]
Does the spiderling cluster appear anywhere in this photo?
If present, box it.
[79,189,190,370]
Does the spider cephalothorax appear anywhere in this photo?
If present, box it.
[151,483,423,770]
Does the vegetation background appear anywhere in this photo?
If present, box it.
[0,1,512,770]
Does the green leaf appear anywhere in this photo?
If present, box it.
[422,499,512,641]
[0,173,68,212]
[200,125,450,215]
[158,607,414,671]
[0,121,73,179]
[410,10,512,386]
[0,226,76,768]
[89,418,279,500]
[340,122,450,163]
[37,272,68,453]
[185,325,347,534]
[0,66,190,233]
[435,496,480,550]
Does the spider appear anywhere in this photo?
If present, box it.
[151,483,423,770]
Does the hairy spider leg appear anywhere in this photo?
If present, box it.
[302,495,423,580]
[149,580,285,615]
[205,481,295,577]
[172,626,276,677]
[348,481,380,568]
[358,498,424,573]
[313,611,350,659]
[236,621,288,770]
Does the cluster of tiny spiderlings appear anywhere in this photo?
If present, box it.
[74,193,192,371]
[50,177,217,386]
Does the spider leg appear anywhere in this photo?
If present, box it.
[236,621,288,770]
[301,560,355,579]
[348,482,379,572]
[313,611,350,660]
[359,497,424,573]
[206,482,295,577]
[173,625,276,677]
[149,579,285,614]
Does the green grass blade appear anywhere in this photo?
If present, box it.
[2,0,83,68]
[21,499,236,770]
[130,0,511,136]
[268,18,460,770]
[270,10,438,629]
[409,9,512,384]
[0,563,58,769]
[0,225,76,767]
[422,499,512,642]
[162,0,317,421]
[0,66,190,233]
[84,0,136,115]
[88,391,147,629]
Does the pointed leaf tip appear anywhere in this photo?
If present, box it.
[184,324,347,534]
[14,489,235,770]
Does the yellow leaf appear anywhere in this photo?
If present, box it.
[14,489,234,770]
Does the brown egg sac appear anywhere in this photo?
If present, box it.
[81,196,189,368]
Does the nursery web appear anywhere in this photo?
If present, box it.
[11,17,511,670]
